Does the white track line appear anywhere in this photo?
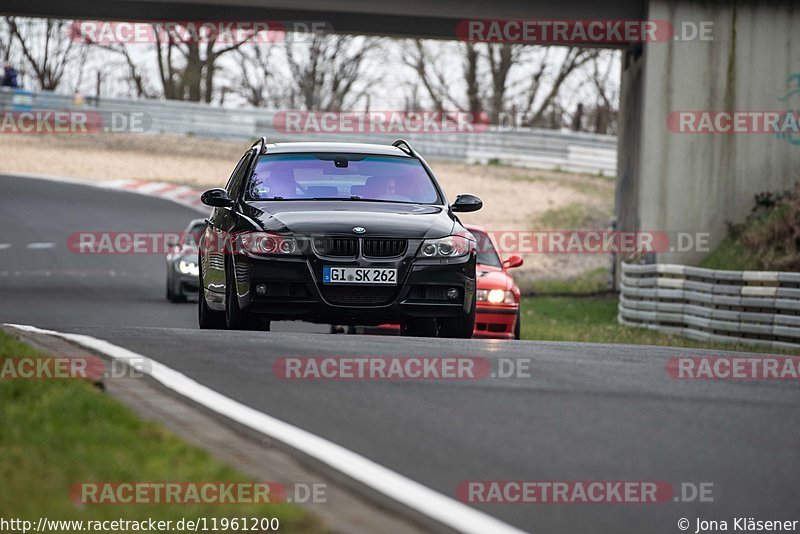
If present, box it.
[26,242,55,249]
[5,323,527,534]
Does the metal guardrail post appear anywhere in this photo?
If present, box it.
[1,88,618,174]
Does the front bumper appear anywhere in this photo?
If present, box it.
[177,274,200,294]
[473,305,518,339]
[231,249,476,325]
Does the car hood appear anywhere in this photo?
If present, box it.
[476,266,513,291]
[244,201,455,239]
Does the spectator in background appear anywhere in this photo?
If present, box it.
[2,64,19,88]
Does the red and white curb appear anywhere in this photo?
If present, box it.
[7,172,208,213]
[99,179,207,212]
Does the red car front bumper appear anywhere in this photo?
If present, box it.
[473,305,518,339]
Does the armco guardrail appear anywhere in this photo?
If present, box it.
[0,87,617,175]
[619,262,800,349]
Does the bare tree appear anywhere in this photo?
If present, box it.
[283,34,377,111]
[586,50,619,134]
[69,23,158,98]
[234,45,280,107]
[99,45,155,98]
[463,43,483,116]
[402,39,599,128]
[402,40,460,113]
[0,18,12,63]
[5,17,79,90]
[152,23,252,102]
[519,47,598,126]
[484,43,519,118]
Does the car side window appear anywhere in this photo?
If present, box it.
[225,151,255,198]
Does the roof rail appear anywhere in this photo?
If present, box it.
[251,137,268,154]
[392,139,415,156]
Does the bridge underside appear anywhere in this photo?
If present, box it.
[0,0,644,40]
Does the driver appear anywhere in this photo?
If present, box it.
[250,166,299,199]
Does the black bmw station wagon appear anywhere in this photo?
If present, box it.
[198,139,483,337]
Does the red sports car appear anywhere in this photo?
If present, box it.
[466,224,523,340]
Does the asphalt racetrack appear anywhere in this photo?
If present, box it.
[2,174,799,533]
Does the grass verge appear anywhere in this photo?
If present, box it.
[524,267,610,295]
[701,190,800,271]
[0,331,323,532]
[520,295,795,354]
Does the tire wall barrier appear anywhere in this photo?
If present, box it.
[619,262,800,349]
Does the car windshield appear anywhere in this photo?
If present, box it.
[471,229,502,268]
[183,222,206,247]
[245,153,440,204]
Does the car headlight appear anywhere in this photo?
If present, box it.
[477,289,515,304]
[177,260,199,276]
[240,232,299,256]
[417,235,472,259]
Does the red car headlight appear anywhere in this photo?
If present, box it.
[477,289,515,304]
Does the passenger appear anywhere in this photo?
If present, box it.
[364,176,399,199]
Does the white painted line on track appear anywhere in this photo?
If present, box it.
[0,244,10,250]
[5,323,527,534]
[26,242,55,249]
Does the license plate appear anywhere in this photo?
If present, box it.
[323,266,397,285]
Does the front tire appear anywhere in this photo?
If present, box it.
[514,309,521,340]
[401,318,438,337]
[225,260,259,330]
[438,297,476,338]
[198,262,226,329]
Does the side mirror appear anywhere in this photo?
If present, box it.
[451,194,483,213]
[503,255,524,269]
[201,188,234,208]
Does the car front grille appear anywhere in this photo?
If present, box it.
[207,252,225,271]
[235,261,252,282]
[313,237,357,257]
[363,238,407,258]
[321,285,397,305]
